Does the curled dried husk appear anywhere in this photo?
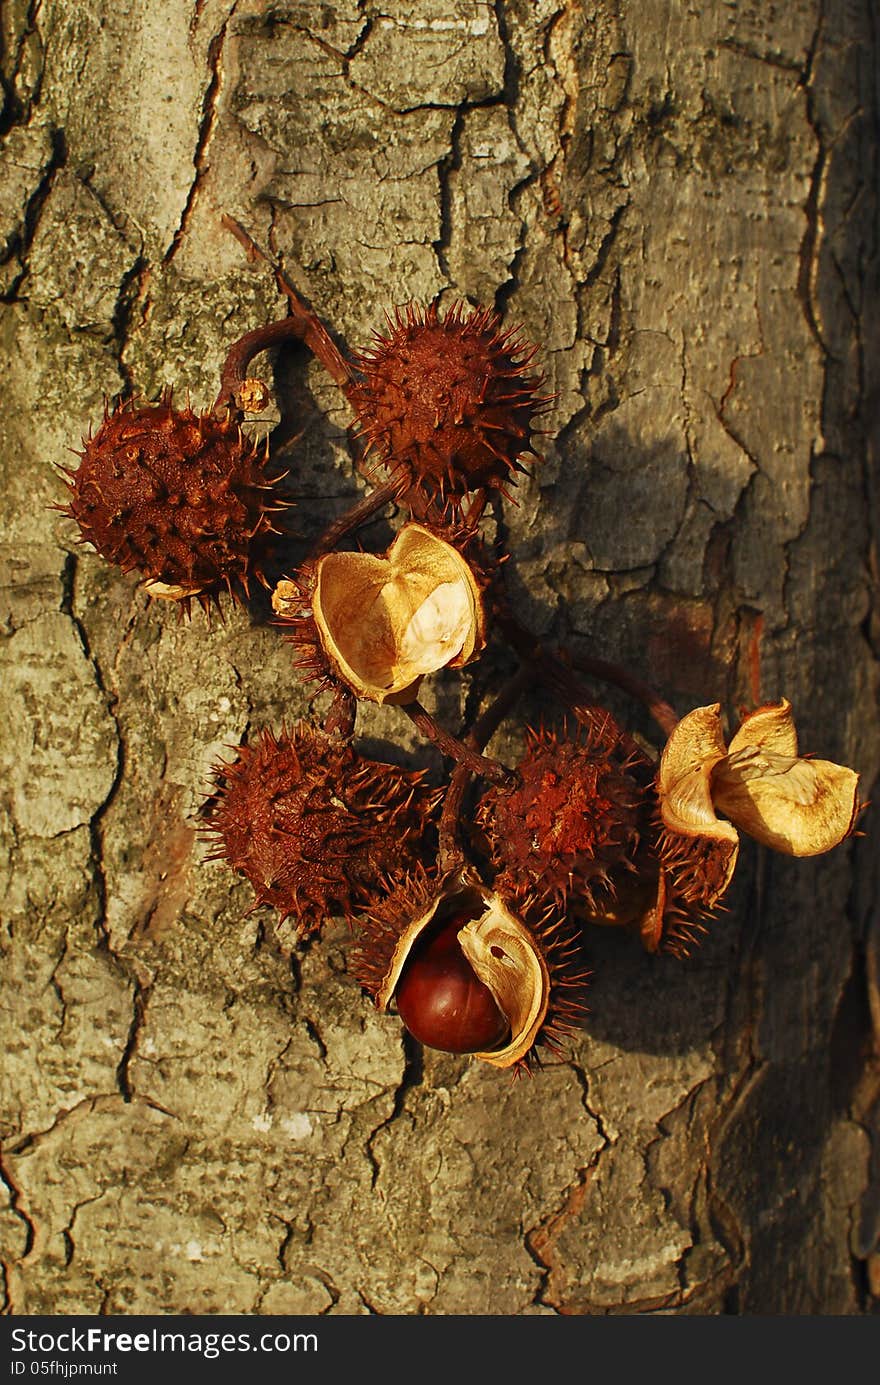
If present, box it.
[351,867,587,1068]
[311,523,486,704]
[235,377,272,413]
[638,825,739,957]
[657,703,739,848]
[271,578,300,620]
[658,700,860,858]
[576,820,738,958]
[711,700,861,856]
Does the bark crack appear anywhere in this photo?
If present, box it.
[0,125,66,303]
[287,18,504,118]
[46,926,71,1039]
[523,1058,612,1312]
[165,4,239,264]
[111,255,151,398]
[364,1031,424,1190]
[62,1190,108,1269]
[0,1143,37,1308]
[115,976,152,1103]
[433,104,464,286]
[0,0,45,135]
[490,0,552,315]
[59,553,155,1109]
[795,4,832,359]
[523,1159,597,1313]
[718,38,806,75]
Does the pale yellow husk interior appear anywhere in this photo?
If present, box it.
[657,703,738,844]
[143,578,205,601]
[313,523,485,704]
[658,699,860,857]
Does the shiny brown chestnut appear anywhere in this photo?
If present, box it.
[352,870,577,1068]
[395,914,510,1053]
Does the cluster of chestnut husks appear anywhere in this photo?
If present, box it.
[58,231,864,1075]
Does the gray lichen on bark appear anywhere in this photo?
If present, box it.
[1,0,878,1315]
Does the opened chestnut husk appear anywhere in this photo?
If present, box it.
[351,867,588,1069]
[309,523,487,705]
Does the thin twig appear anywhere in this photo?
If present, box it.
[403,702,515,788]
[438,665,530,874]
[221,214,355,388]
[214,316,315,416]
[323,685,357,739]
[567,652,679,737]
[308,475,404,560]
[461,489,488,528]
[493,603,651,763]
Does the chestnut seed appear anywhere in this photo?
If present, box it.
[395,914,510,1054]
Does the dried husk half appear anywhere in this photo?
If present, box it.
[459,904,551,1067]
[658,700,861,858]
[711,699,861,856]
[657,703,739,848]
[373,872,550,1069]
[312,523,486,704]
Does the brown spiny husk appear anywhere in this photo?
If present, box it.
[644,821,739,957]
[350,865,590,1070]
[589,811,739,958]
[475,723,646,913]
[346,300,551,509]
[271,562,331,693]
[204,723,439,937]
[655,821,739,915]
[60,396,288,613]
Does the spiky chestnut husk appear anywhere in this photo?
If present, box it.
[637,819,739,958]
[272,522,498,703]
[204,723,439,937]
[583,811,738,959]
[350,865,589,1070]
[346,300,551,509]
[474,723,646,914]
[59,396,288,613]
[272,561,330,693]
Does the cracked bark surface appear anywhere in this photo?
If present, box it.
[1,0,879,1315]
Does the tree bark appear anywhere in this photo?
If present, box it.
[1,0,878,1315]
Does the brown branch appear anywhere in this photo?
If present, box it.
[214,316,314,416]
[438,666,530,874]
[323,685,357,739]
[567,652,679,738]
[308,476,404,560]
[403,702,515,789]
[220,214,355,389]
[493,603,652,764]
